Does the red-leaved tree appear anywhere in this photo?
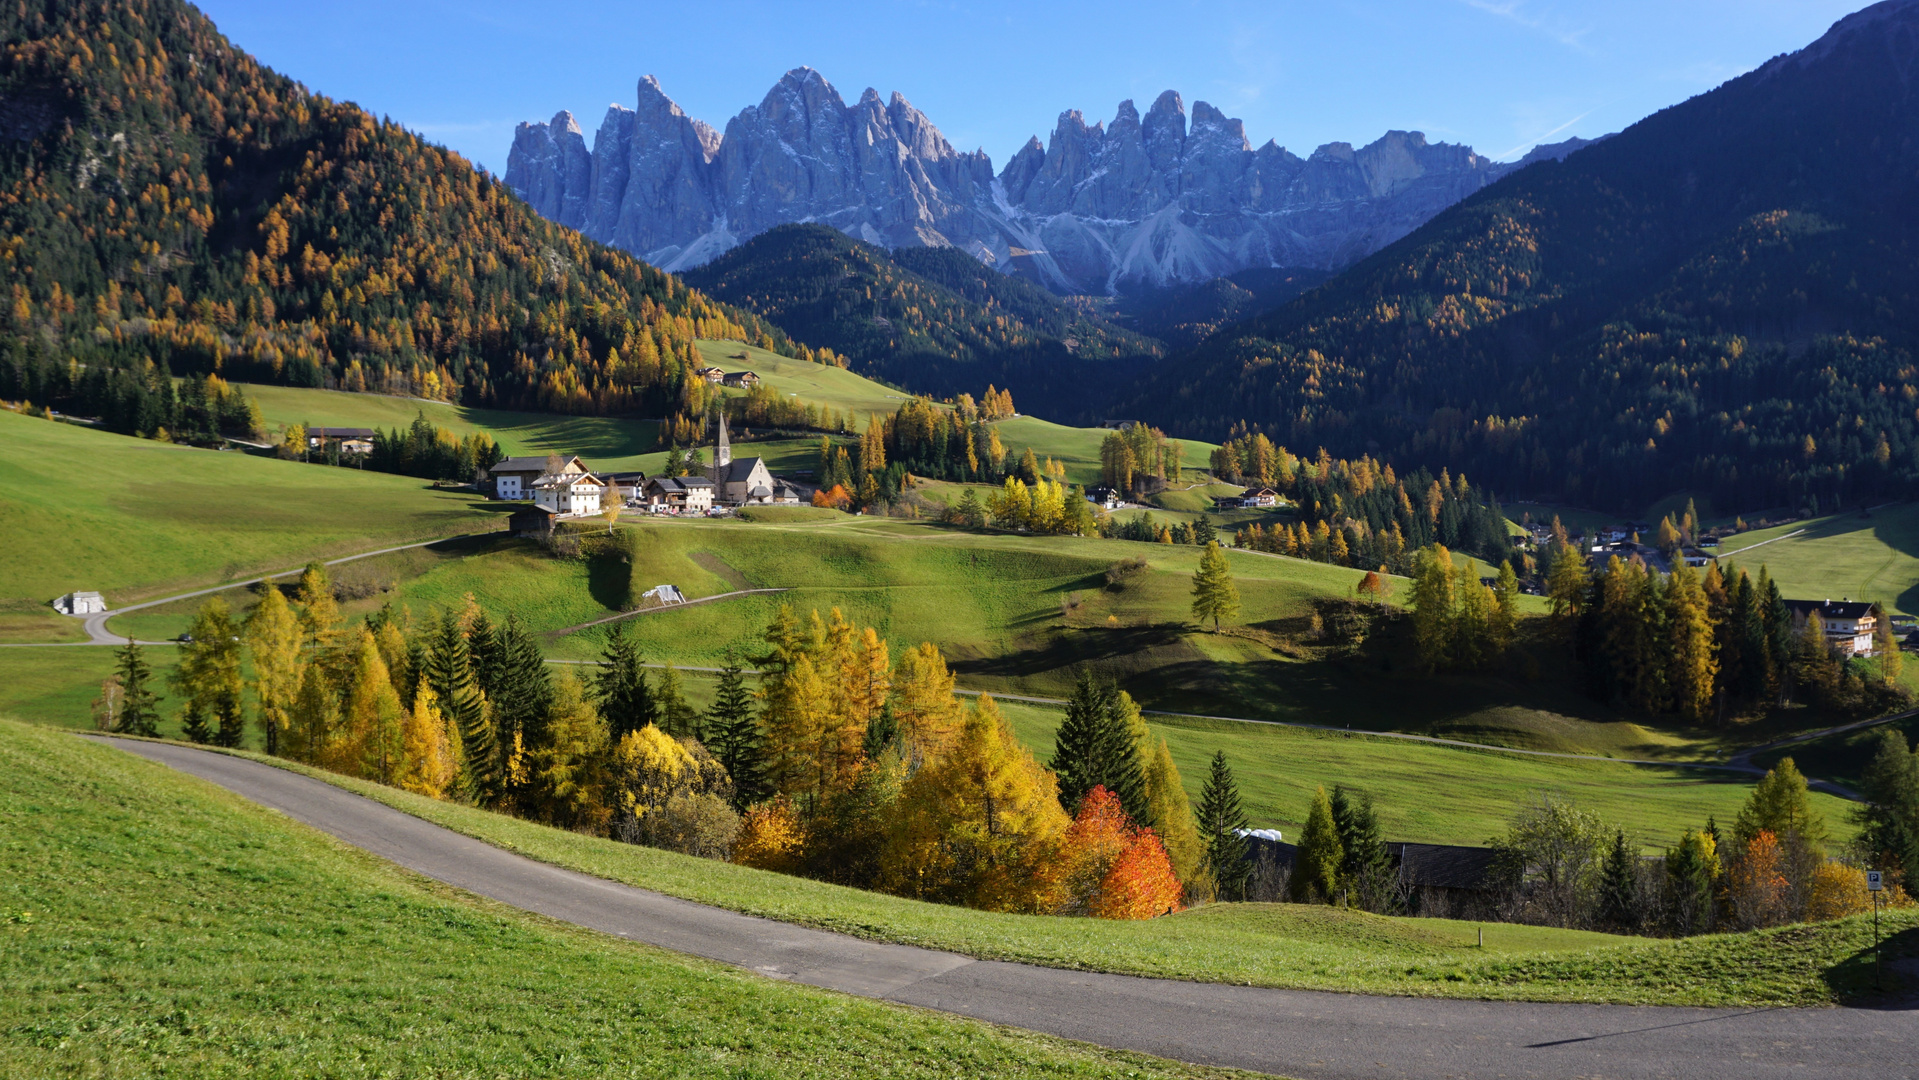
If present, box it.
[1055,786,1184,919]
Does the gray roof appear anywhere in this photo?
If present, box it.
[1785,599,1877,620]
[718,457,767,483]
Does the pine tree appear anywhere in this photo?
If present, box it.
[1050,671,1145,819]
[245,585,305,756]
[595,623,659,743]
[706,649,765,810]
[1291,786,1343,903]
[1330,784,1388,903]
[1598,829,1640,929]
[657,663,702,740]
[1665,828,1718,935]
[1190,541,1240,632]
[426,609,495,802]
[1545,540,1591,639]
[287,662,340,765]
[1411,544,1457,671]
[1854,728,1919,887]
[862,700,900,760]
[488,615,553,758]
[1196,751,1250,900]
[113,638,160,737]
[172,598,245,746]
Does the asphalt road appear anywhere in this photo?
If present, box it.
[92,737,1917,1080]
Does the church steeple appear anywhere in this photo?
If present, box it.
[713,412,731,476]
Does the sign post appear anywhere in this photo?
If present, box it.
[1867,870,1883,990]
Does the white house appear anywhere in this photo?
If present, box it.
[1784,599,1880,658]
[490,455,587,500]
[531,472,607,517]
[1240,487,1280,509]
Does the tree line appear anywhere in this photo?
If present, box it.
[279,409,503,482]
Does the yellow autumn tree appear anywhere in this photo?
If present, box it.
[397,683,454,799]
[879,695,1070,912]
[1143,738,1203,887]
[244,584,305,757]
[338,627,405,782]
[531,669,608,830]
[891,642,964,770]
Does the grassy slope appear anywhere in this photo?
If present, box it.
[1719,502,1919,615]
[208,740,1914,1007]
[237,382,662,471]
[0,410,504,606]
[0,720,1240,1080]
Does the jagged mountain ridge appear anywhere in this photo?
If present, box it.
[1123,0,1919,514]
[507,70,1589,295]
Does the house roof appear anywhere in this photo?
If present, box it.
[531,472,605,489]
[492,455,583,475]
[1784,599,1877,620]
[717,457,768,483]
[1390,843,1500,891]
[508,505,558,519]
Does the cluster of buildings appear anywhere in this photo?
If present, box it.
[492,416,801,536]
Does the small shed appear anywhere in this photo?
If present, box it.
[508,505,559,537]
[53,591,106,615]
[640,584,686,606]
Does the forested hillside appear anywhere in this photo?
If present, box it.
[682,224,1161,408]
[1129,1,1919,515]
[0,0,806,438]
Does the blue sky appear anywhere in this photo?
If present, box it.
[197,0,1866,173]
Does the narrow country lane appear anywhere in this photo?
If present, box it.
[90,737,1918,1080]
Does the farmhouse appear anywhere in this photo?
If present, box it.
[1240,487,1280,508]
[305,426,376,455]
[531,471,607,517]
[1783,599,1880,657]
[1086,485,1123,510]
[600,471,647,504]
[489,455,586,500]
[694,366,726,383]
[641,475,716,513]
[722,370,761,388]
[53,591,106,615]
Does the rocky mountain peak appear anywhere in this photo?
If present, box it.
[508,70,1541,292]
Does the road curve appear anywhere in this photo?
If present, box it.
[90,737,1915,1080]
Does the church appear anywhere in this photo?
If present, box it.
[709,415,802,506]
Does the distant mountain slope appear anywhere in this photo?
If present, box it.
[508,70,1585,294]
[1131,0,1919,514]
[0,0,803,434]
[681,224,1161,408]
[1115,268,1332,350]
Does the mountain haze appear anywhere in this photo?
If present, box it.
[507,70,1586,295]
[1132,0,1919,514]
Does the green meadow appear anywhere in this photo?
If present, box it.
[0,410,504,606]
[236,381,663,470]
[0,719,1245,1079]
[1718,502,1919,614]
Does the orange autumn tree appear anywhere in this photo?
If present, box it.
[1728,830,1792,930]
[1056,786,1185,920]
[812,484,853,510]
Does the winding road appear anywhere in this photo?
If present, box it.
[91,737,1916,1080]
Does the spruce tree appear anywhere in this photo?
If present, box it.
[1330,784,1388,901]
[1854,728,1919,886]
[594,623,659,743]
[1291,786,1343,903]
[1598,829,1640,929]
[658,664,702,740]
[426,610,495,803]
[862,700,900,760]
[488,615,553,756]
[1196,751,1251,900]
[1049,671,1145,819]
[706,649,765,809]
[114,638,160,737]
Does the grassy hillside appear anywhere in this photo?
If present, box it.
[236,383,661,471]
[247,743,1911,1006]
[1719,503,1919,615]
[0,410,503,607]
[0,719,1240,1079]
